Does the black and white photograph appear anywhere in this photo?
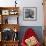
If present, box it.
[23,7,37,21]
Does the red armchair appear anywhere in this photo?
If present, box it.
[21,28,41,46]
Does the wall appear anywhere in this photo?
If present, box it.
[0,0,15,7]
[0,0,44,26]
[18,0,44,26]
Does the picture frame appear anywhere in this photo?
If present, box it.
[9,10,18,15]
[23,7,37,21]
[8,16,18,24]
[2,10,9,15]
[2,16,18,24]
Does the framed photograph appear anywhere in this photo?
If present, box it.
[8,16,18,24]
[9,10,18,15]
[2,16,18,24]
[2,10,9,15]
[23,7,37,21]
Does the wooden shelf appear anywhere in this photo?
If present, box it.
[2,40,19,42]
[0,24,19,32]
[0,40,19,46]
[0,7,19,10]
[0,7,19,46]
[0,7,19,16]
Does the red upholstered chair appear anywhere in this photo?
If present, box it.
[21,28,41,46]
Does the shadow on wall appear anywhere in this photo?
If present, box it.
[18,26,44,44]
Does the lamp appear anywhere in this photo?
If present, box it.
[15,0,17,7]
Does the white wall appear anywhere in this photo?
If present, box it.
[18,0,44,26]
[0,0,44,26]
[0,0,15,7]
